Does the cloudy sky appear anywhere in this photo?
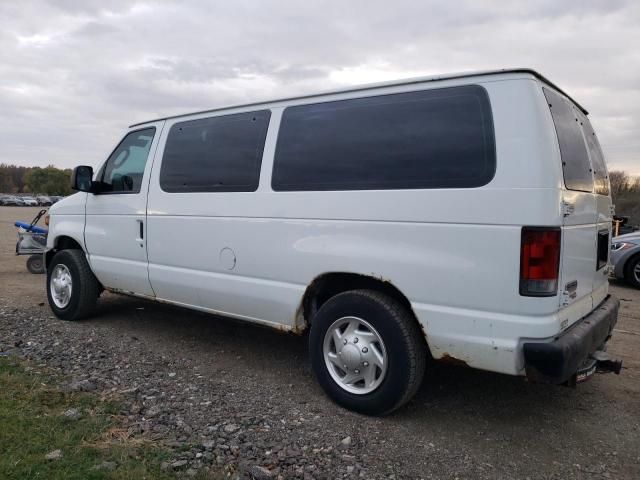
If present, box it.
[1,0,638,174]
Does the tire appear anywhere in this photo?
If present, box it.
[26,254,45,274]
[623,254,640,289]
[309,289,426,415]
[46,249,101,320]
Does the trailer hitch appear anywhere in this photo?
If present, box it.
[591,350,622,375]
[568,350,622,387]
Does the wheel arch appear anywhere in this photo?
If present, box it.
[45,235,85,270]
[296,272,429,346]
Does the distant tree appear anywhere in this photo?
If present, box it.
[0,168,13,193]
[24,165,72,195]
[10,165,28,193]
[0,164,29,193]
[609,170,630,198]
[610,169,640,228]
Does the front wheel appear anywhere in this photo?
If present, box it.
[309,290,426,415]
[46,249,101,320]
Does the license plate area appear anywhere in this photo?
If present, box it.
[575,359,597,383]
[567,357,598,386]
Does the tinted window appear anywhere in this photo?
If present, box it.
[579,113,609,195]
[543,88,593,193]
[160,110,270,193]
[272,85,495,191]
[101,128,155,193]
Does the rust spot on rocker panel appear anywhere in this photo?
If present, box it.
[438,353,470,368]
[276,320,304,335]
[106,287,137,297]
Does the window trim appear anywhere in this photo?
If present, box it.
[159,110,271,194]
[271,85,497,192]
[95,127,157,195]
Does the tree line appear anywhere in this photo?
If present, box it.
[610,170,640,228]
[0,164,73,196]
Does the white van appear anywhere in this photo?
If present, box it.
[46,69,621,414]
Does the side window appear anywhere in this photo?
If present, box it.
[160,110,270,193]
[543,88,594,193]
[579,113,610,196]
[101,128,156,193]
[272,85,496,191]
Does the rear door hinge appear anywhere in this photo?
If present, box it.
[561,280,578,306]
[562,201,575,217]
[609,204,616,216]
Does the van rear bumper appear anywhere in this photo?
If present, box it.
[523,295,619,384]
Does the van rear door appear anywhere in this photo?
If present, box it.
[543,88,609,326]
[578,111,612,307]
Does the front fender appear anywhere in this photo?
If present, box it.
[45,214,87,270]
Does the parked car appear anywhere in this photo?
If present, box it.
[611,232,640,288]
[50,196,64,204]
[21,196,39,206]
[36,195,52,206]
[0,195,24,206]
[45,68,621,415]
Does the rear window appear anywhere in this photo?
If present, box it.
[160,110,270,193]
[272,85,496,191]
[543,88,594,193]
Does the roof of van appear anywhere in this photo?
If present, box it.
[130,68,586,127]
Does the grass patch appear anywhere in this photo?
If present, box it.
[0,356,179,479]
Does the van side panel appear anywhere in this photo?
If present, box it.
[145,77,565,376]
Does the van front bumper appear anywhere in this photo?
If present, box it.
[523,295,620,384]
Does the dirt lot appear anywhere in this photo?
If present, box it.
[1,206,639,479]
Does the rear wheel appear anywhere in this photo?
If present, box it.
[309,289,426,415]
[47,249,101,320]
[624,254,640,289]
[26,255,45,274]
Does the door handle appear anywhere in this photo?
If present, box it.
[136,220,144,242]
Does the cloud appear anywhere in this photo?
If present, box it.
[0,0,638,174]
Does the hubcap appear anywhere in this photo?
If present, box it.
[50,264,72,308]
[323,316,387,395]
[634,262,640,283]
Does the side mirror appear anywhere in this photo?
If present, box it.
[71,165,94,192]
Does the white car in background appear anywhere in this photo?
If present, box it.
[21,196,39,206]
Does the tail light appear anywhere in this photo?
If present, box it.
[520,227,561,297]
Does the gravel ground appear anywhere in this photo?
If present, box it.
[1,206,639,479]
